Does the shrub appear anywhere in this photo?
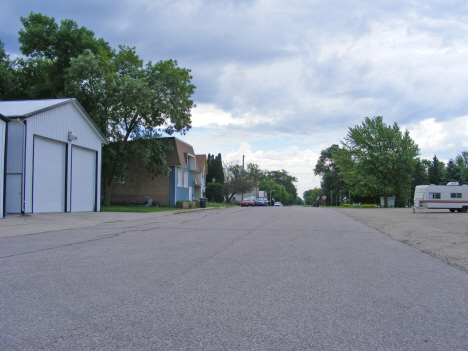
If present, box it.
[205,183,224,202]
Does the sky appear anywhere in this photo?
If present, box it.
[2,0,468,197]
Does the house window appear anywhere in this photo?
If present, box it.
[113,176,125,184]
[451,193,462,198]
[184,171,188,188]
[177,169,183,187]
[429,193,441,199]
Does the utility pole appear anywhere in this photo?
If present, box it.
[241,155,245,201]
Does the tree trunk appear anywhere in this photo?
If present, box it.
[102,177,113,206]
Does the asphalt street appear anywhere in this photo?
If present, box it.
[1,207,467,350]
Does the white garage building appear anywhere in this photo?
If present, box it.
[0,99,108,214]
[0,114,10,218]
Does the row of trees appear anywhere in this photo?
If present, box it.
[204,154,301,205]
[309,116,468,207]
[1,13,196,204]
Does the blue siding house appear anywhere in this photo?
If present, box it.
[111,137,204,207]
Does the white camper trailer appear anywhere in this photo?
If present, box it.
[413,182,468,213]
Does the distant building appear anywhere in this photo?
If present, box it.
[111,137,207,207]
[380,196,395,207]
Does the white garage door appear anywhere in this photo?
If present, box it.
[71,146,96,212]
[33,137,66,213]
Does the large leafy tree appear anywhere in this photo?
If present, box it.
[314,144,346,205]
[16,12,112,98]
[262,170,298,205]
[65,47,196,204]
[336,116,419,207]
[223,163,255,203]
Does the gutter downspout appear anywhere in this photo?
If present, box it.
[2,121,9,218]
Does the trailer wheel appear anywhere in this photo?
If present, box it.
[458,207,467,213]
[450,209,456,213]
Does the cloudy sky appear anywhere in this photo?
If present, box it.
[2,0,468,197]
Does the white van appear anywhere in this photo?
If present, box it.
[413,182,468,213]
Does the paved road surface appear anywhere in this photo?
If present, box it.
[1,207,467,350]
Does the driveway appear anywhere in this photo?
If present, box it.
[1,207,467,350]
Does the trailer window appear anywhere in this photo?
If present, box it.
[429,193,441,199]
[451,193,462,198]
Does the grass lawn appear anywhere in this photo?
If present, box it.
[207,202,239,208]
[102,202,239,212]
[101,205,174,212]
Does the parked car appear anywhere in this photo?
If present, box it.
[312,202,319,207]
[256,197,268,206]
[241,196,257,207]
[274,201,283,206]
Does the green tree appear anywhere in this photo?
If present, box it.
[247,163,265,185]
[304,187,322,205]
[456,151,468,183]
[263,170,297,205]
[205,183,224,203]
[272,184,289,204]
[294,196,304,205]
[314,144,346,206]
[65,47,195,204]
[444,160,464,184]
[427,155,445,185]
[223,163,255,203]
[17,12,112,98]
[410,158,429,205]
[0,40,23,99]
[336,116,419,207]
[207,153,224,184]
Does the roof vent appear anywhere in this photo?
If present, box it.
[447,182,459,186]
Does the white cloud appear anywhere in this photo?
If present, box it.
[407,115,468,162]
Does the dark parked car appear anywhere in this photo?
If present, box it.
[256,197,268,206]
[312,202,319,207]
[241,196,257,207]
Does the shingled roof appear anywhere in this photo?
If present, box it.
[164,137,196,167]
[195,154,207,173]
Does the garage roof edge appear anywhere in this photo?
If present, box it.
[0,99,109,144]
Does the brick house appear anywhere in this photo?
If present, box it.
[111,137,207,207]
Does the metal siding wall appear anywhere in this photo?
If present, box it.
[0,121,5,218]
[6,121,23,173]
[24,103,103,213]
[5,121,24,214]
